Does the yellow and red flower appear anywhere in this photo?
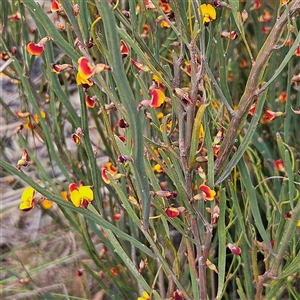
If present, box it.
[85,95,97,108]
[71,127,84,145]
[221,30,238,40]
[199,4,216,25]
[19,187,37,211]
[259,11,272,23]
[199,183,216,201]
[101,162,118,184]
[139,89,165,108]
[120,40,129,58]
[50,0,62,13]
[165,206,185,218]
[251,0,261,10]
[274,159,285,173]
[153,163,164,173]
[137,291,150,300]
[8,11,21,21]
[130,58,151,72]
[265,108,286,121]
[212,205,220,224]
[76,57,111,87]
[294,45,300,57]
[27,36,52,56]
[69,183,94,208]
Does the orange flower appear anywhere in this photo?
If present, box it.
[41,199,53,209]
[278,92,287,103]
[141,24,150,38]
[160,20,170,28]
[27,36,52,56]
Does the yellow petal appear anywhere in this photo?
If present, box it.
[78,186,94,201]
[19,201,33,210]
[21,187,35,202]
[70,189,81,207]
[206,4,216,19]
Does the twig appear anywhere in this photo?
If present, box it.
[214,0,300,178]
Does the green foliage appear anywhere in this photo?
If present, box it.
[1,0,300,299]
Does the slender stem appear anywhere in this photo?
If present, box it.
[214,1,300,177]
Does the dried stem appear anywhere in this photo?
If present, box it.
[214,0,300,178]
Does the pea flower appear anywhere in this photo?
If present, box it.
[120,40,129,58]
[274,159,285,173]
[265,108,286,121]
[19,187,37,211]
[130,58,151,72]
[138,89,166,108]
[101,162,119,184]
[69,183,94,208]
[51,63,73,74]
[227,243,241,256]
[50,0,62,13]
[192,183,216,201]
[173,290,185,300]
[17,148,29,170]
[199,4,216,25]
[206,258,219,273]
[137,291,150,300]
[76,57,111,87]
[27,36,52,56]
[165,206,185,218]
[85,95,97,108]
[41,199,53,210]
[8,11,21,21]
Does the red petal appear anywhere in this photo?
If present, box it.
[69,183,79,193]
[26,42,44,56]
[85,95,96,108]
